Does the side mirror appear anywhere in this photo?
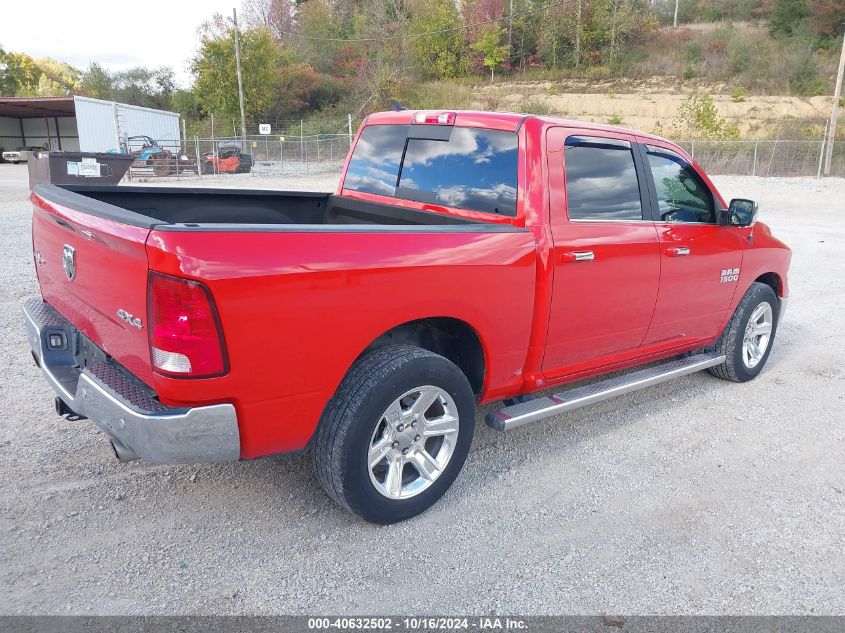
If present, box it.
[722,198,759,227]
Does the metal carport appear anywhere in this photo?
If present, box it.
[0,96,181,155]
[0,97,77,152]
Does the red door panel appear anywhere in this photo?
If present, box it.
[642,223,744,350]
[638,142,745,351]
[542,127,661,379]
[543,222,661,376]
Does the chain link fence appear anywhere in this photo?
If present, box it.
[123,134,353,181]
[676,140,845,178]
[121,136,845,182]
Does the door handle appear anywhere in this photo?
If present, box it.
[665,246,690,257]
[561,250,595,262]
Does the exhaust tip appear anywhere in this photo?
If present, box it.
[110,438,139,462]
[54,397,86,421]
[55,397,73,417]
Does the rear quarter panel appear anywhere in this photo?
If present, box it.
[145,228,537,458]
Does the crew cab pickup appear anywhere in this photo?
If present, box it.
[24,110,791,523]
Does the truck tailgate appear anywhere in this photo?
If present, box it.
[31,189,155,384]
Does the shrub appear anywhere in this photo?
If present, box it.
[731,86,747,102]
[684,41,704,65]
[273,65,345,118]
[769,0,811,37]
[671,92,740,140]
[608,114,623,125]
[518,99,560,116]
[727,37,756,75]
[788,48,825,96]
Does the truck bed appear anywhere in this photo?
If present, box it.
[34,184,482,227]
[29,180,536,458]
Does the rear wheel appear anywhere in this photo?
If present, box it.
[150,154,173,176]
[709,282,779,382]
[314,345,475,524]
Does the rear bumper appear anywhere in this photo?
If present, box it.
[23,298,240,464]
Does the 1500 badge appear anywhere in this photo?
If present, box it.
[720,268,740,283]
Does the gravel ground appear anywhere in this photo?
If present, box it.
[0,163,843,615]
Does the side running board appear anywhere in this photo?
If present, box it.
[486,352,725,431]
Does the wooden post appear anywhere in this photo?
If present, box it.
[822,27,845,177]
[753,140,758,177]
[233,8,247,143]
[507,0,514,59]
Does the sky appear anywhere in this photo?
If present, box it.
[0,0,243,87]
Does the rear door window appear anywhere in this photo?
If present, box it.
[564,137,644,221]
[344,125,519,216]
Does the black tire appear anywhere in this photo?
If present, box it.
[314,345,475,524]
[236,155,253,173]
[708,282,779,382]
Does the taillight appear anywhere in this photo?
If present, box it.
[147,272,228,378]
[412,111,456,125]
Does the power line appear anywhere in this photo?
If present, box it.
[274,0,571,43]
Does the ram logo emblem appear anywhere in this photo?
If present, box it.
[62,245,76,281]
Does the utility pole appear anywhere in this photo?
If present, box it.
[823,26,845,177]
[507,0,514,60]
[673,0,679,28]
[233,8,247,143]
[575,0,582,68]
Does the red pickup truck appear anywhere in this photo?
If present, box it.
[24,110,791,523]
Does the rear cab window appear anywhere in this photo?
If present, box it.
[344,124,519,217]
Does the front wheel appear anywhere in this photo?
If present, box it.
[314,345,475,524]
[709,282,780,382]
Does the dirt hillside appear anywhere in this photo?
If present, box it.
[471,78,833,137]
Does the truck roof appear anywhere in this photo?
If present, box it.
[363,109,669,144]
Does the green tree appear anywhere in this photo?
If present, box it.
[769,0,811,37]
[80,63,113,99]
[29,57,80,95]
[0,50,46,95]
[191,23,293,121]
[409,0,466,78]
[471,25,510,82]
[808,0,845,39]
[79,64,176,109]
[297,0,347,74]
[171,89,203,120]
[273,64,345,117]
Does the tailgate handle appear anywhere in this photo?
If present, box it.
[561,250,595,262]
